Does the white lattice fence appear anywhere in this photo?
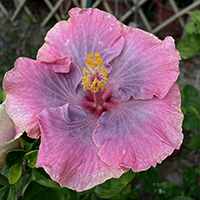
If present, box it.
[0,0,200,32]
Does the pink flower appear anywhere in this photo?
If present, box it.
[3,8,183,191]
[0,102,22,163]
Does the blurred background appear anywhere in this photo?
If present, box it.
[0,0,200,199]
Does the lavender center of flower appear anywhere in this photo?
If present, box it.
[82,53,108,93]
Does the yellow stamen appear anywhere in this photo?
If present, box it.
[94,52,101,59]
[87,53,93,59]
[92,61,98,68]
[97,58,103,65]
[82,53,108,93]
[86,59,92,65]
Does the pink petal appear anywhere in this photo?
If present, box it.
[3,56,82,138]
[36,104,128,192]
[0,102,21,163]
[93,84,183,171]
[109,25,180,100]
[37,8,124,71]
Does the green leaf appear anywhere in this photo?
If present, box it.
[0,88,3,103]
[170,197,195,200]
[110,185,138,200]
[182,85,200,112]
[177,34,200,59]
[21,132,40,151]
[136,170,148,180]
[24,150,38,168]
[36,179,60,189]
[180,90,184,102]
[182,167,196,189]
[181,107,187,115]
[191,185,200,198]
[94,169,135,198]
[185,11,200,34]
[59,188,78,200]
[7,186,15,200]
[182,106,200,131]
[188,135,200,150]
[31,168,49,180]
[6,149,27,168]
[0,88,6,103]
[9,163,22,185]
[128,188,138,200]
[143,168,162,193]
[2,165,10,179]
[0,186,10,200]
[22,168,49,196]
[195,166,200,175]
[21,132,36,143]
[22,180,46,200]
[0,173,9,186]
[32,189,61,200]
[24,141,35,151]
[0,185,15,200]
[13,176,23,191]
[23,180,72,200]
[185,22,200,35]
[156,182,180,200]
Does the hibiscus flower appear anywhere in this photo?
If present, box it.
[3,8,183,191]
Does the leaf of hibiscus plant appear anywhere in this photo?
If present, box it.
[191,185,200,199]
[181,85,200,131]
[185,11,200,34]
[177,34,200,59]
[182,106,200,131]
[22,180,74,200]
[182,85,200,112]
[195,166,200,175]
[6,149,27,168]
[24,150,38,168]
[8,163,22,185]
[0,185,15,200]
[94,169,135,198]
[182,167,196,189]
[0,173,9,186]
[170,197,195,200]
[188,135,200,150]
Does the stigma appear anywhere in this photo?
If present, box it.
[82,53,108,93]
